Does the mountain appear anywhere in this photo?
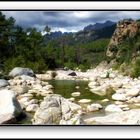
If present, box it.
[83,20,116,31]
[44,20,116,45]
[75,23,116,43]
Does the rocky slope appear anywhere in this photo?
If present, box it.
[106,19,140,57]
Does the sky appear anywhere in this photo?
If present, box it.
[2,11,140,33]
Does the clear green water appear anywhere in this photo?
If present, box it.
[48,80,105,102]
[18,80,114,124]
[48,80,114,120]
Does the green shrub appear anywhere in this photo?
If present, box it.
[64,62,76,70]
[77,64,88,72]
[131,57,140,78]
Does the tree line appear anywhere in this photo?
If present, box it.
[0,11,110,74]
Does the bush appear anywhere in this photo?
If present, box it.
[130,57,140,78]
[64,62,77,70]
[78,64,90,72]
[4,56,48,74]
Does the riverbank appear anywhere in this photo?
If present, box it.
[1,63,140,125]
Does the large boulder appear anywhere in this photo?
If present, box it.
[32,94,81,125]
[0,89,22,124]
[9,67,35,78]
[0,79,9,88]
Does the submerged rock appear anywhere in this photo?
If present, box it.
[71,92,81,97]
[78,99,92,104]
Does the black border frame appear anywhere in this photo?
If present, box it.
[1,9,140,127]
[0,0,139,2]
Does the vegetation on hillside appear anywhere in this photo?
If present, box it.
[0,11,110,73]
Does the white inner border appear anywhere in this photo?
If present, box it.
[0,2,139,9]
[0,1,140,139]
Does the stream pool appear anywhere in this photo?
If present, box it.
[18,80,115,125]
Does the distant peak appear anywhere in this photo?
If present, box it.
[84,20,116,31]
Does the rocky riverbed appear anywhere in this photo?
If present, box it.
[1,63,140,125]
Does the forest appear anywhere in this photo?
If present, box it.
[0,11,112,74]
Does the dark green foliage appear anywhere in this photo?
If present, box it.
[131,57,140,78]
[0,11,110,74]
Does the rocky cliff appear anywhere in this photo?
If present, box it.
[106,19,140,57]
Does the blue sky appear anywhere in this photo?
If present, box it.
[2,11,140,32]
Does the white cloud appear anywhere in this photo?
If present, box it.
[2,11,140,32]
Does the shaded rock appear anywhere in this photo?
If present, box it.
[9,67,35,77]
[0,79,9,88]
[11,85,29,95]
[0,89,22,124]
[68,72,77,76]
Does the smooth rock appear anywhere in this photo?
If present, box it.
[88,82,99,88]
[9,67,35,77]
[32,94,81,125]
[87,103,102,112]
[112,93,127,101]
[11,85,29,95]
[105,104,123,112]
[101,99,109,102]
[85,109,140,125]
[0,89,22,124]
[68,97,75,102]
[71,92,81,97]
[125,88,140,97]
[19,75,35,81]
[78,99,92,104]
[90,86,107,96]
